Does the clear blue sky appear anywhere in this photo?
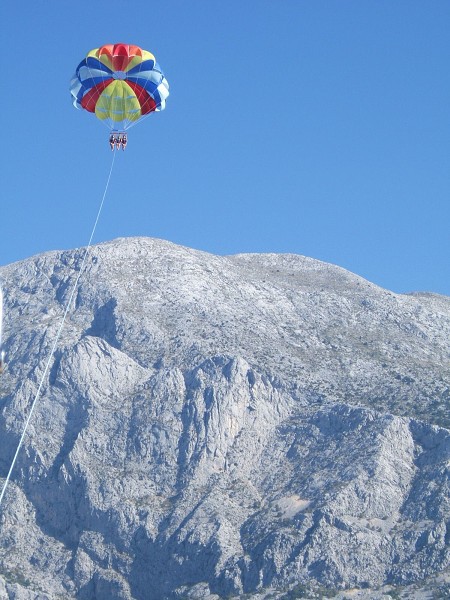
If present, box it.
[1,1,449,295]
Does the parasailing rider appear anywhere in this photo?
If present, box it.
[109,133,128,151]
[110,133,128,150]
[70,43,169,153]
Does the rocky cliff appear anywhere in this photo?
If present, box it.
[0,237,449,599]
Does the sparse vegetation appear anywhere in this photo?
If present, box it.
[1,569,31,588]
[282,584,339,599]
[432,584,450,599]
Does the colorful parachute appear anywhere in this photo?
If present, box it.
[70,43,169,132]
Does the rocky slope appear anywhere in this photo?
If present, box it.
[0,237,449,599]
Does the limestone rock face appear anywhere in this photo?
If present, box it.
[0,237,449,599]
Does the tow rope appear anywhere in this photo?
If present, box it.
[0,149,117,509]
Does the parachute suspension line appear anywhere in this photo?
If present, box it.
[0,150,117,511]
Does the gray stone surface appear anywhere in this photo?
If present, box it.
[0,237,449,599]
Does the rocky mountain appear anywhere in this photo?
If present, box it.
[0,237,449,599]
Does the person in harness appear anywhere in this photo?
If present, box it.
[108,133,127,150]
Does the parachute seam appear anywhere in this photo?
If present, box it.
[84,55,111,131]
[0,150,117,511]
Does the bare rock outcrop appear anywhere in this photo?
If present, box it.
[0,237,449,598]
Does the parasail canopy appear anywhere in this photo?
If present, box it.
[70,43,169,132]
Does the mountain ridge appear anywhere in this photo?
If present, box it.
[0,236,449,599]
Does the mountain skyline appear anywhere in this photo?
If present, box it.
[2,1,450,296]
